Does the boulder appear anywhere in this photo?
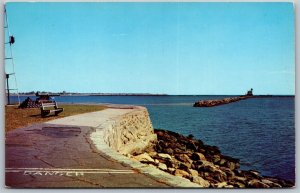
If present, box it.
[174,169,190,178]
[157,153,173,161]
[133,153,154,163]
[186,141,198,151]
[262,178,293,187]
[213,170,227,182]
[261,179,282,188]
[233,176,247,183]
[188,169,199,177]
[175,154,193,164]
[231,181,246,188]
[264,177,294,187]
[148,151,157,157]
[226,161,237,170]
[219,159,226,165]
[220,167,235,179]
[192,176,210,187]
[204,145,221,154]
[194,139,204,146]
[216,182,228,188]
[158,163,167,171]
[196,161,216,173]
[204,176,219,184]
[191,152,206,161]
[197,148,206,154]
[156,131,165,137]
[164,159,175,168]
[155,141,164,153]
[173,148,185,154]
[241,170,262,180]
[163,148,174,155]
[153,155,174,168]
[178,162,191,172]
[249,170,262,178]
[167,159,180,169]
[167,167,176,174]
[212,154,221,164]
[247,179,270,188]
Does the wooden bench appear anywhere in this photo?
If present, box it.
[40,102,64,117]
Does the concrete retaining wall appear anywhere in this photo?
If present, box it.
[102,106,157,155]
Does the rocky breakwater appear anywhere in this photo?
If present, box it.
[128,129,294,188]
[193,96,251,107]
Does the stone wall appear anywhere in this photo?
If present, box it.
[101,106,157,155]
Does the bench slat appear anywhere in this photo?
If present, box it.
[41,102,64,117]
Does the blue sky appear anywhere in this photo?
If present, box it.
[4,2,295,95]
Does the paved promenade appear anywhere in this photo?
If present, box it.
[5,108,171,188]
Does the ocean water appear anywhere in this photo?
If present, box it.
[12,95,295,181]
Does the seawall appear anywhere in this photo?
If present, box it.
[100,105,157,155]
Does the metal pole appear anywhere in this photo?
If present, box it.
[4,6,20,105]
[6,74,10,105]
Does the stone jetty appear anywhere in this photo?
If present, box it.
[194,89,254,107]
[193,96,251,107]
[129,129,294,188]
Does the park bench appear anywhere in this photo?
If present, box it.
[40,102,64,117]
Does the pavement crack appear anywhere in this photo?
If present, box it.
[69,176,104,187]
[34,156,55,168]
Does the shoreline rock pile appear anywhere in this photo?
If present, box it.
[193,96,251,107]
[128,129,294,188]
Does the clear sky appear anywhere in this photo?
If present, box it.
[4,2,295,95]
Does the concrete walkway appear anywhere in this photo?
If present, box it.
[6,107,200,188]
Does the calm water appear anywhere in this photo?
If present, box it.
[13,95,295,181]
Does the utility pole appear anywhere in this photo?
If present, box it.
[6,74,10,105]
[4,5,20,105]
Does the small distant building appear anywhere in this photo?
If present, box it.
[246,88,253,96]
